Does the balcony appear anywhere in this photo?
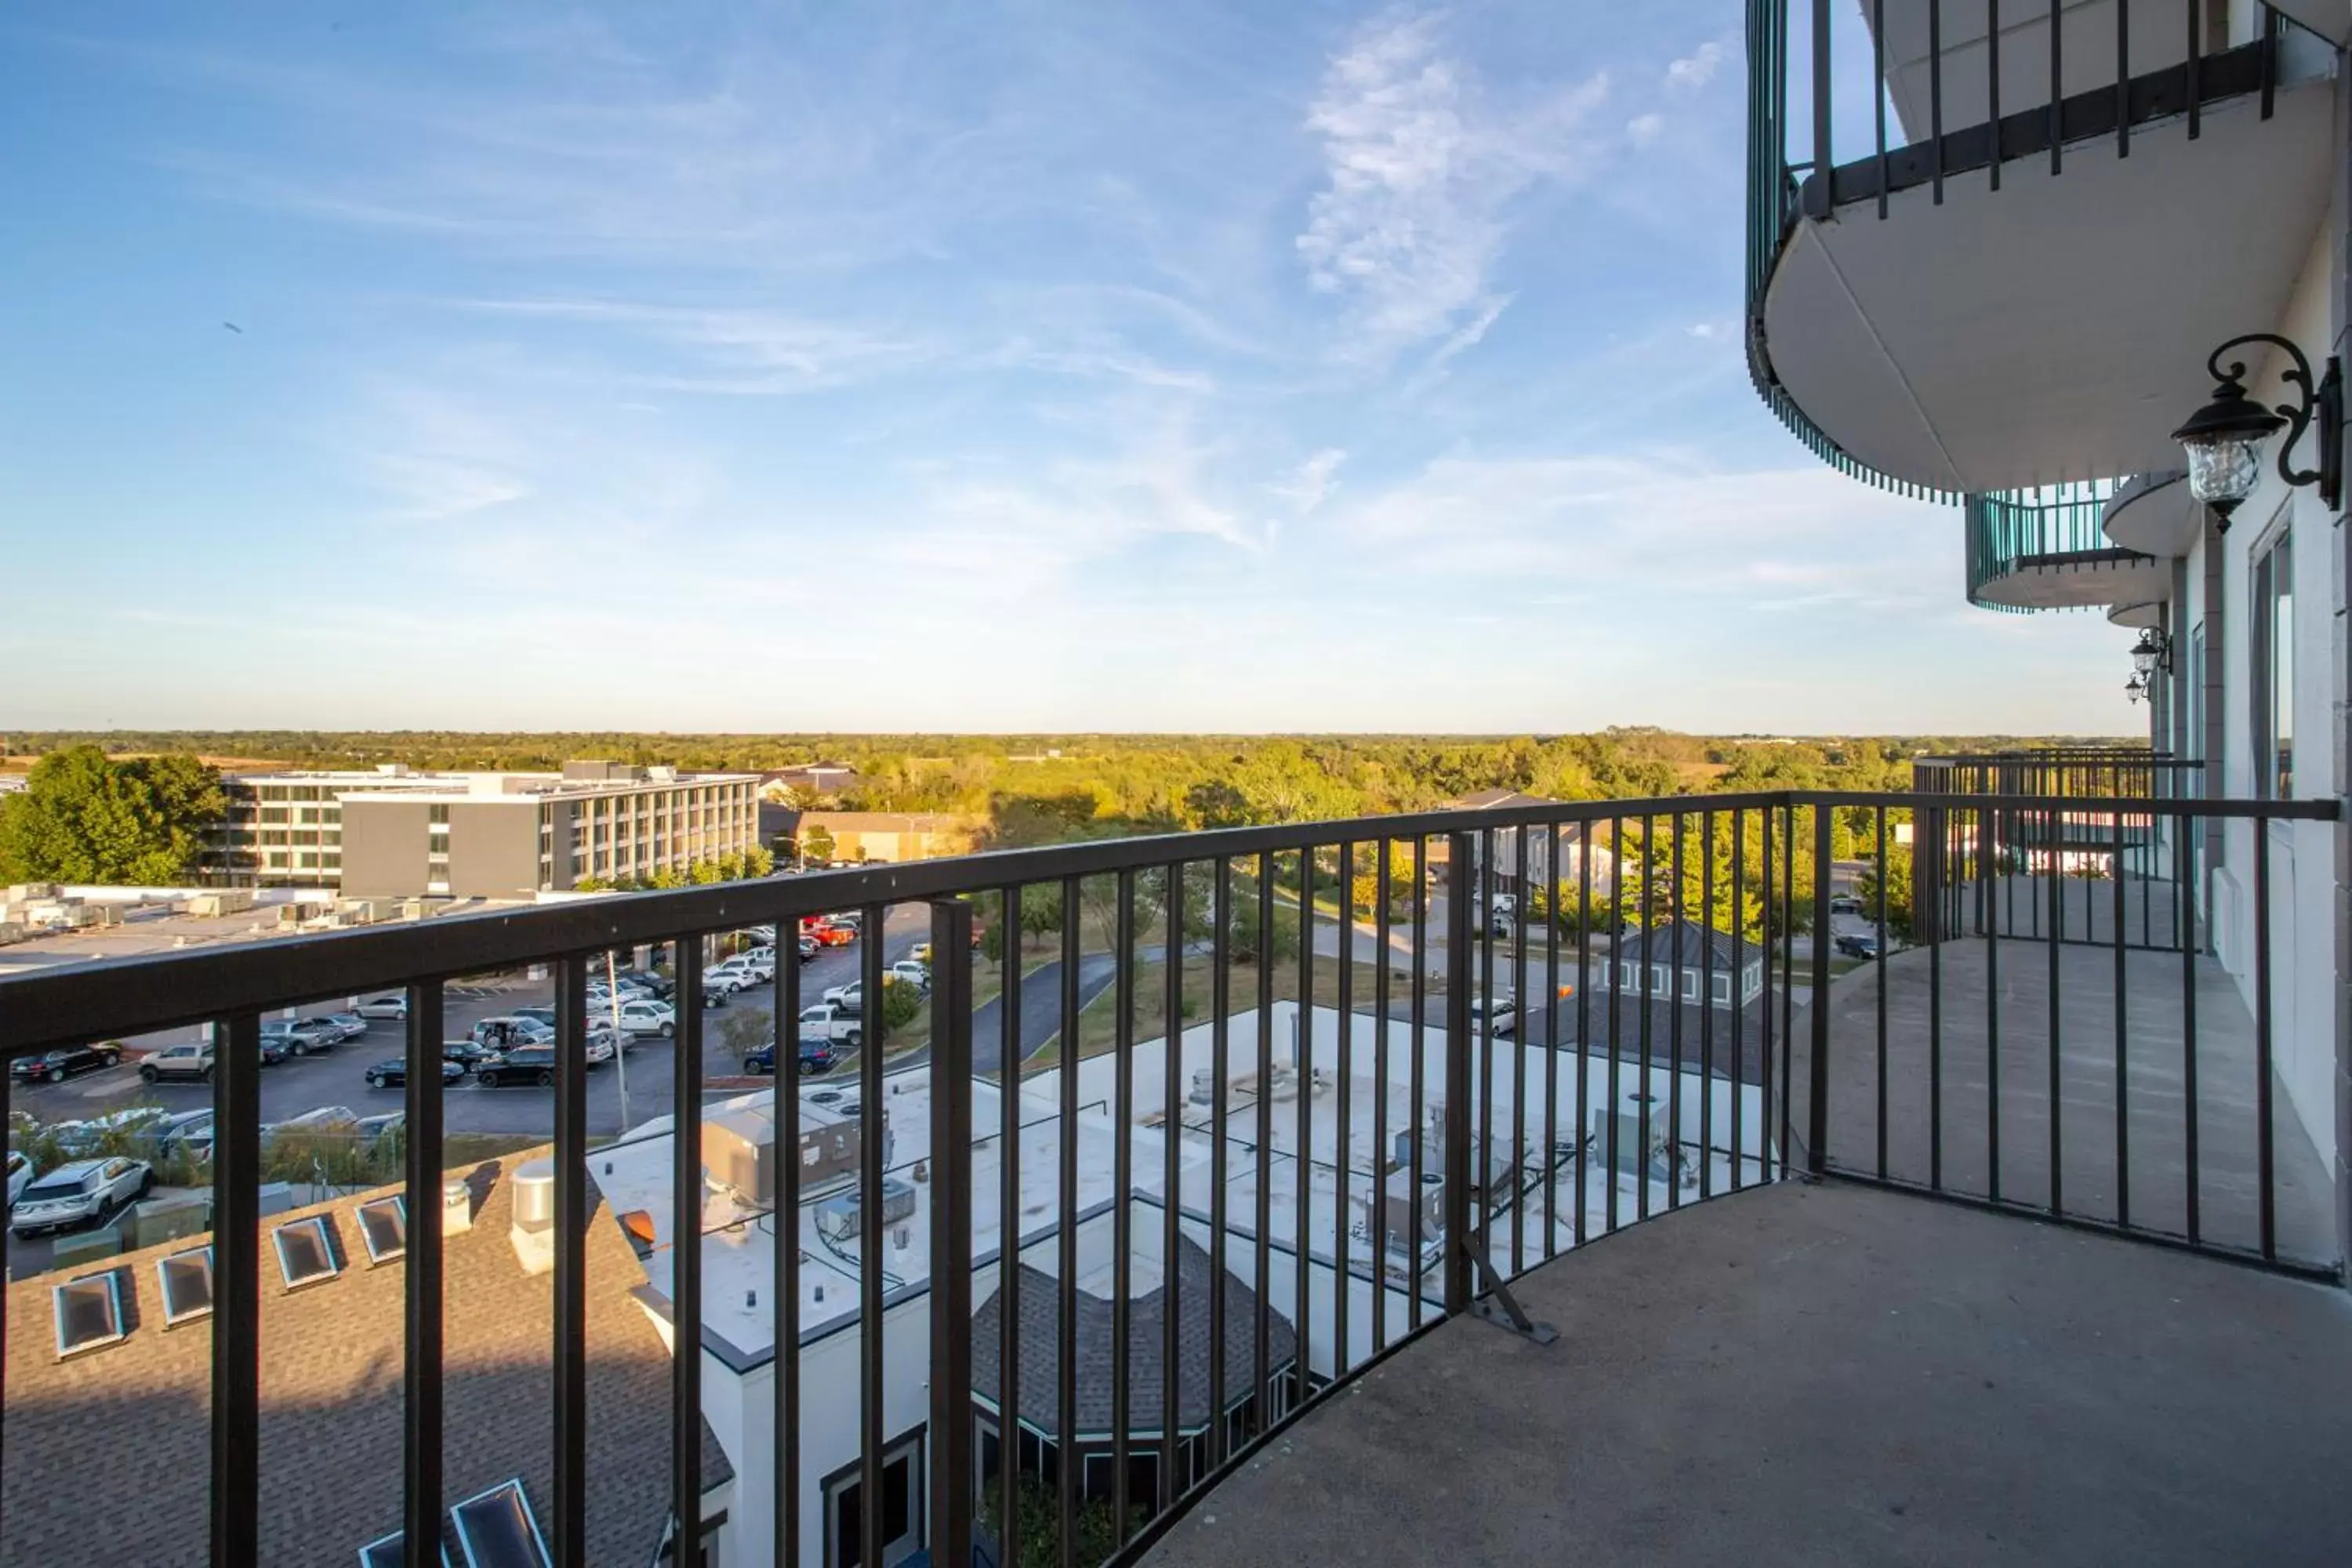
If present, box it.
[1,790,2343,1566]
[1747,1,2337,495]
[1964,481,2166,612]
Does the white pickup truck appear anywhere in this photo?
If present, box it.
[797,1002,864,1047]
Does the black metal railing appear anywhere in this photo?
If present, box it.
[0,787,2336,1567]
[1911,750,2206,949]
[1745,0,2307,501]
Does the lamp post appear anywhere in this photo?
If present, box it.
[2171,334,2343,528]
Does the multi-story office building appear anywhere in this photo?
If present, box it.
[209,762,759,898]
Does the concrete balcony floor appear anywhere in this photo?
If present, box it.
[1142,1181,2352,1568]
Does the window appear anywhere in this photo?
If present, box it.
[53,1271,127,1356]
[430,804,450,825]
[1711,975,1731,1006]
[157,1246,215,1324]
[1651,964,1670,996]
[451,1479,551,1568]
[1680,969,1698,1002]
[356,1196,407,1264]
[274,1214,341,1288]
[2251,524,2293,799]
[1619,963,1636,990]
[825,1431,924,1566]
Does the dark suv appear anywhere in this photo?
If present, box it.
[746,1037,838,1077]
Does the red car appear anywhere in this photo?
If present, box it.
[811,922,855,947]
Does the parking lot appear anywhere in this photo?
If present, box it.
[6,906,931,1277]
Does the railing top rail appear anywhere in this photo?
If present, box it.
[0,789,2331,1055]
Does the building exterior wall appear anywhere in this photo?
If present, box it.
[338,798,432,899]
[447,800,544,900]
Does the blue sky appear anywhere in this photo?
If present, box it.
[0,2,2136,735]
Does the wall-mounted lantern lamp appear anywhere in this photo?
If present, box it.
[2131,628,2172,679]
[2125,672,2149,705]
[2172,334,2341,528]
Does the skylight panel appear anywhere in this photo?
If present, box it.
[53,1272,126,1357]
[274,1214,342,1289]
[157,1246,215,1325]
[451,1480,551,1568]
[356,1195,408,1265]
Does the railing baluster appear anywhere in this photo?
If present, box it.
[927,898,975,1568]
[1294,849,1313,1399]
[212,1011,261,1568]
[1210,858,1233,1452]
[2112,811,2131,1229]
[1636,815,1654,1225]
[1576,818,1592,1229]
[1541,826,1561,1257]
[1333,844,1354,1373]
[1987,0,2000,191]
[554,956,590,1568]
[2049,0,2063,173]
[1668,815,1685,1213]
[2260,2,2277,118]
[1987,807,2005,1206]
[1111,871,1134,1544]
[1929,814,1944,1192]
[2047,814,2064,1216]
[1929,0,1944,203]
[775,922,804,1568]
[1256,852,1276,1406]
[1510,828,1530,1260]
[1055,879,1080,1568]
[1161,861,1184,1511]
[674,939,706,1562]
[1874,0,1888,217]
[1809,0,1834,218]
[403,982,445,1568]
[997,884,1022,1568]
[1479,828,1499,1243]
[1409,839,1429,1318]
[1808,806,1832,1174]
[1373,842,1395,1323]
[1759,809,1774,1184]
[1443,833,1475,1312]
[1701,810,1716,1202]
[1731,810,1747,1192]
[2176,817,2201,1249]
[1875,804,1889,1180]
[2253,826,2275,1262]
[2116,0,2129,158]
[2185,0,2201,139]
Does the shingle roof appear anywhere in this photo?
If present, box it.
[971,1232,1298,1440]
[1449,788,1566,811]
[1613,920,1743,971]
[1,1150,729,1568]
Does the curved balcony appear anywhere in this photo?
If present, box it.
[2102,468,2201,556]
[1965,481,2165,612]
[1746,2,2336,497]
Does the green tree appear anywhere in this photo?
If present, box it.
[877,975,924,1040]
[800,824,837,865]
[0,746,225,884]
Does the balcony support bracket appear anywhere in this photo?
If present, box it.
[1461,1235,1559,1346]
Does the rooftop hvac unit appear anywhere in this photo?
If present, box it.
[1609,1095,1674,1183]
[815,1177,917,1243]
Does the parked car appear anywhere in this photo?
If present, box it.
[154,1109,217,1160]
[354,993,410,1020]
[441,1040,498,1073]
[797,935,820,962]
[365,1057,469,1090]
[611,999,677,1038]
[822,979,865,1014]
[53,1106,175,1156]
[808,922,855,948]
[614,969,673,1000]
[888,960,933,993]
[472,1016,556,1050]
[260,1106,359,1148]
[9,1156,151,1236]
[475,1047,565,1088]
[140,1042,216,1083]
[1834,933,1883,960]
[509,1006,558,1029]
[255,1035,290,1066]
[263,1018,343,1056]
[704,956,770,994]
[10,1042,123,1086]
[322,1012,371,1042]
[1468,996,1519,1037]
[911,942,934,966]
[5,1149,34,1207]
[746,1036,839,1076]
[739,945,779,970]
[797,1002,863,1047]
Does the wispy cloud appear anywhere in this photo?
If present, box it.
[1295,9,1610,365]
[454,298,941,395]
[1274,448,1348,513]
[1664,39,1727,92]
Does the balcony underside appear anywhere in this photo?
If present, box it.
[1762,77,2332,494]
[1143,1180,2352,1568]
[2103,469,2199,556]
[1973,545,2168,611]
